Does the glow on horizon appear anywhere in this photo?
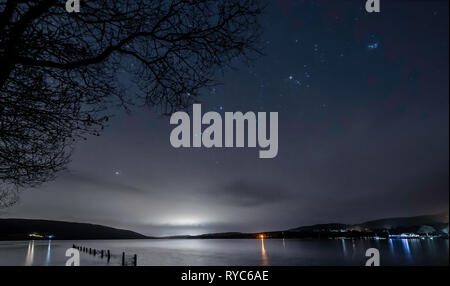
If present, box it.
[159,216,208,226]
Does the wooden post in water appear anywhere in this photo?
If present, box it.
[133,254,137,266]
[122,252,125,266]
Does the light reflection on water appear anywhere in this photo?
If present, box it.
[401,239,412,261]
[341,239,348,257]
[260,238,268,266]
[388,239,395,256]
[46,240,52,266]
[0,238,447,266]
[25,240,34,266]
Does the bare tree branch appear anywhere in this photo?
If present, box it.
[0,182,18,208]
[0,0,263,204]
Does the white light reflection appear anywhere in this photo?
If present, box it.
[25,240,35,266]
[46,240,52,266]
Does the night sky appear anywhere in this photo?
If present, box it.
[3,0,449,236]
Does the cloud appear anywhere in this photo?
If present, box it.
[61,171,145,195]
[213,179,290,207]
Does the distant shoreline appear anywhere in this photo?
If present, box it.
[1,237,449,242]
[1,211,448,241]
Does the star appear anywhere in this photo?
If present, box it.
[368,42,379,50]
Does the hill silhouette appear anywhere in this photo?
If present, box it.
[355,212,449,230]
[0,219,149,240]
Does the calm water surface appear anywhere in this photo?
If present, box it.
[0,238,448,266]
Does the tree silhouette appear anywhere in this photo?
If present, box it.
[0,0,263,205]
[0,183,18,208]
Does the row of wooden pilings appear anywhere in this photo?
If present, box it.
[72,244,137,266]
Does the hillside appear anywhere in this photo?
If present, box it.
[354,212,449,231]
[288,223,349,233]
[0,218,149,240]
[190,212,449,239]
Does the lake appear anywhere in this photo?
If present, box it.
[0,238,448,266]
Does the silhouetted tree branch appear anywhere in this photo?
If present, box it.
[0,183,18,208]
[0,0,263,202]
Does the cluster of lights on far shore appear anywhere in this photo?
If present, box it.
[28,233,54,239]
